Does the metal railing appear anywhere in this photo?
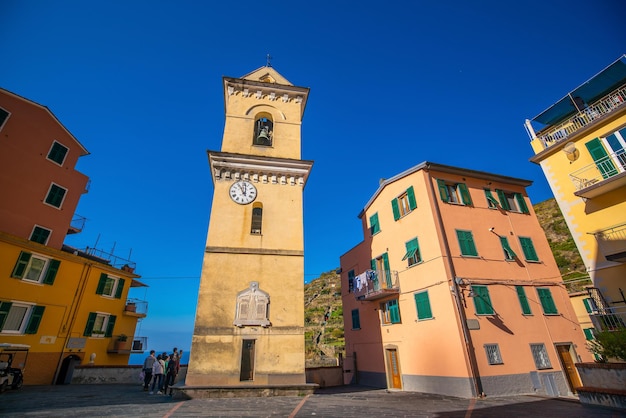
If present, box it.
[569,149,626,191]
[125,298,148,316]
[535,85,626,148]
[593,222,626,261]
[68,214,87,234]
[589,306,626,332]
[353,269,399,300]
[82,246,137,270]
[107,335,148,353]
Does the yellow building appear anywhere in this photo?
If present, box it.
[0,88,147,385]
[525,55,626,334]
[186,66,314,395]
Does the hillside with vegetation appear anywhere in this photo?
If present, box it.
[303,197,587,366]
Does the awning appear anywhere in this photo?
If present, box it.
[532,55,626,127]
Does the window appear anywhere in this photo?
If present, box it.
[47,141,69,166]
[0,302,45,334]
[96,273,125,298]
[369,213,380,235]
[583,328,595,341]
[583,297,597,313]
[516,286,532,315]
[402,237,421,267]
[604,127,626,169]
[500,237,517,260]
[456,230,478,257]
[391,186,416,220]
[371,253,391,287]
[484,344,503,365]
[30,226,51,245]
[44,183,67,208]
[484,189,499,209]
[83,312,116,337]
[585,137,618,179]
[251,204,262,234]
[495,190,529,214]
[519,237,539,261]
[253,115,273,146]
[537,288,558,315]
[414,291,432,320]
[348,270,355,293]
[351,308,361,330]
[437,180,472,206]
[530,343,552,369]
[471,285,494,315]
[11,251,60,284]
[380,299,400,324]
[0,107,9,131]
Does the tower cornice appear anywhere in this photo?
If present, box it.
[208,151,313,187]
[223,77,309,117]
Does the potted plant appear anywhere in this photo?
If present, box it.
[125,302,137,312]
[115,334,128,350]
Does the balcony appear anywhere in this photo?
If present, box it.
[68,214,87,234]
[589,306,626,332]
[593,223,626,263]
[353,269,400,301]
[124,298,148,318]
[526,55,626,150]
[569,150,626,198]
[107,335,148,354]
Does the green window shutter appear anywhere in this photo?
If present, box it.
[436,179,449,203]
[402,238,418,261]
[515,193,529,214]
[105,315,116,337]
[25,306,45,334]
[12,252,31,278]
[516,286,532,315]
[43,259,60,285]
[96,273,108,295]
[391,198,400,221]
[484,189,499,208]
[83,312,97,336]
[585,138,617,179]
[389,300,400,323]
[500,237,517,260]
[583,328,594,341]
[0,302,13,331]
[496,189,510,210]
[519,237,538,261]
[414,291,432,320]
[456,230,478,256]
[371,259,376,271]
[458,183,473,206]
[407,186,417,210]
[114,278,125,299]
[351,309,360,329]
[472,285,494,315]
[369,213,380,234]
[382,252,391,287]
[348,270,355,293]
[537,288,558,314]
[583,298,593,313]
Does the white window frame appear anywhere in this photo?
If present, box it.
[0,107,10,131]
[101,276,121,298]
[46,140,69,166]
[44,182,68,209]
[30,225,52,245]
[484,344,503,365]
[446,184,461,204]
[530,343,552,369]
[1,303,34,334]
[504,192,521,212]
[22,254,50,283]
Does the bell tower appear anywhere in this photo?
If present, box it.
[186,66,314,394]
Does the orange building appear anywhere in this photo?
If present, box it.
[340,162,592,398]
[0,88,147,385]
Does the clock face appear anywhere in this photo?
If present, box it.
[229,180,257,204]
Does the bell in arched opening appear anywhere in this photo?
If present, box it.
[254,117,273,146]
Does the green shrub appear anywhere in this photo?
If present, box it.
[588,327,626,362]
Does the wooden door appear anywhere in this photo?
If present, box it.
[386,349,402,389]
[556,344,582,392]
[239,339,255,381]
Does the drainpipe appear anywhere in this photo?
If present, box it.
[424,164,484,398]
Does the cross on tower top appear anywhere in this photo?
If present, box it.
[266,53,272,67]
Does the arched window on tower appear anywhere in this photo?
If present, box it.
[253,116,273,146]
[251,203,263,234]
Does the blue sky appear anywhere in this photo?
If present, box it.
[1,1,624,356]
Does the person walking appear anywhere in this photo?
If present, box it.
[150,354,164,394]
[163,353,178,395]
[142,350,156,391]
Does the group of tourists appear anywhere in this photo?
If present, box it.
[142,347,182,395]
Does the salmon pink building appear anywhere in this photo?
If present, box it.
[339,162,592,398]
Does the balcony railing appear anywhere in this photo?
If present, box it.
[353,269,399,301]
[533,85,626,148]
[569,149,626,198]
[124,298,148,317]
[593,222,626,262]
[589,306,626,332]
[107,335,147,353]
[68,214,87,234]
